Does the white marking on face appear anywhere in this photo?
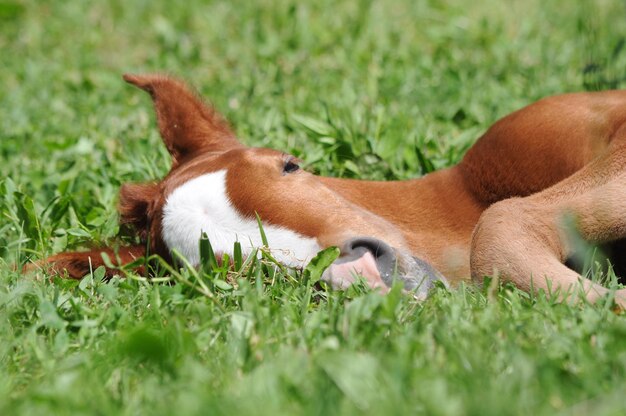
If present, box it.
[161,170,321,268]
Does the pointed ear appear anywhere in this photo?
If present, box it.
[123,73,243,166]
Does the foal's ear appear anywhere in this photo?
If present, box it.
[119,182,159,239]
[123,73,242,166]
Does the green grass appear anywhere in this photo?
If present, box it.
[2,0,626,414]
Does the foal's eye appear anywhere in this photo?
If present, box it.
[283,159,300,174]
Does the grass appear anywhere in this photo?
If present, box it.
[2,0,626,414]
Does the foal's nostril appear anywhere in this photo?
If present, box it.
[341,237,398,287]
[344,237,394,259]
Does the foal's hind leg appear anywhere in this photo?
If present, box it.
[470,142,626,307]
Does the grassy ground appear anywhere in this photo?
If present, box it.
[2,0,626,414]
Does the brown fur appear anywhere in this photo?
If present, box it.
[27,245,146,279]
[34,74,626,306]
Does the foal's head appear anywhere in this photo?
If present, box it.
[45,74,446,297]
[121,74,404,264]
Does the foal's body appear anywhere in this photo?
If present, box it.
[320,92,626,282]
[41,75,626,306]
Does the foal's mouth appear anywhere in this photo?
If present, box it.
[321,237,448,298]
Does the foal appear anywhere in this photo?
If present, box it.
[41,74,626,306]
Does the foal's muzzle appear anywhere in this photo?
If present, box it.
[321,237,448,299]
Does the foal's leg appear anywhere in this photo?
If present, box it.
[470,142,626,307]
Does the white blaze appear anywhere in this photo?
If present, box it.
[161,170,321,267]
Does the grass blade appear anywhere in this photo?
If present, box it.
[233,241,243,271]
[255,213,269,247]
[199,232,218,272]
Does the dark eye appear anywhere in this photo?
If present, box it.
[283,159,300,174]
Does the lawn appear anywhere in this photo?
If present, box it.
[2,0,626,415]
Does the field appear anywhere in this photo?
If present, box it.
[2,0,626,414]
